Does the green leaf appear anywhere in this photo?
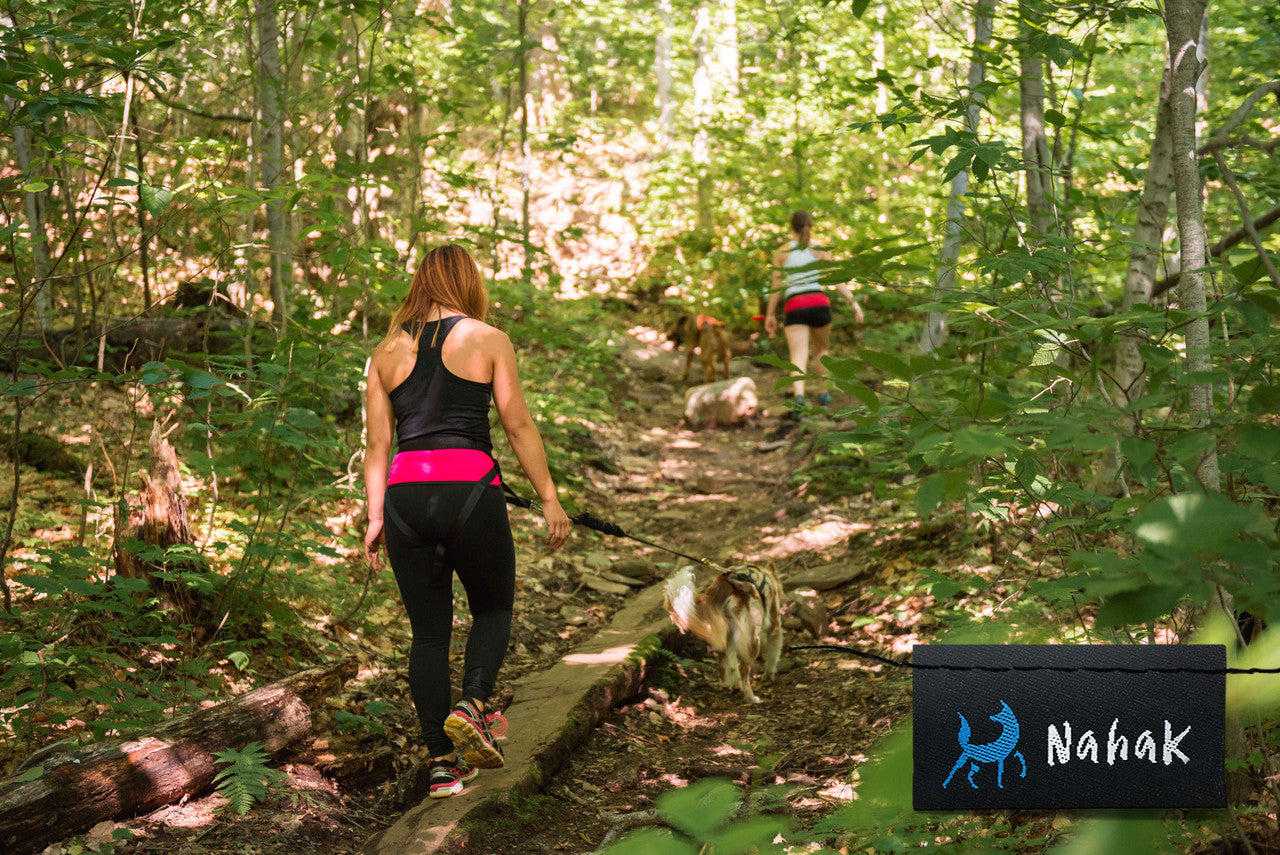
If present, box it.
[656,778,740,840]
[139,184,173,216]
[857,349,911,380]
[706,815,789,853]
[14,764,44,783]
[915,472,945,516]
[601,827,699,855]
[227,651,250,671]
[21,180,50,193]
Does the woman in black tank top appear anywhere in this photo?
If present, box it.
[362,244,570,795]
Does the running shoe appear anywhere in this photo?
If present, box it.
[444,699,507,769]
[428,757,479,798]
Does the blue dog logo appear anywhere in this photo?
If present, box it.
[943,700,1027,789]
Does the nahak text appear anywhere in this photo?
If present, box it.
[1046,719,1191,767]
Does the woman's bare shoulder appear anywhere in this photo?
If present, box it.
[452,318,512,352]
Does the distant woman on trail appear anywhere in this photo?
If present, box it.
[764,210,863,418]
[363,243,570,798]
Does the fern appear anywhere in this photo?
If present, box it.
[211,741,289,816]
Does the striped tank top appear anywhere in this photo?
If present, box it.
[782,242,823,298]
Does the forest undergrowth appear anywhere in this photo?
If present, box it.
[5,312,1275,855]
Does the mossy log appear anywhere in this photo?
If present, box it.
[0,659,355,855]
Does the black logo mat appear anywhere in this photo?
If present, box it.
[912,645,1226,810]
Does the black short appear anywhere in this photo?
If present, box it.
[784,304,833,328]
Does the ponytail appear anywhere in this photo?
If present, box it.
[790,210,812,247]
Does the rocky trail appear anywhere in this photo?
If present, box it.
[69,327,967,855]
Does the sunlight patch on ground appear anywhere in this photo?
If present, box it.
[671,493,735,504]
[563,644,635,666]
[756,518,869,559]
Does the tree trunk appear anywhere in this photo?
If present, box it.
[1018,0,1056,242]
[0,661,355,855]
[1165,0,1249,804]
[256,0,291,326]
[920,0,996,353]
[518,0,533,281]
[1093,49,1176,494]
[113,421,208,623]
[655,0,674,149]
[10,105,52,323]
[1165,0,1216,492]
[692,3,714,236]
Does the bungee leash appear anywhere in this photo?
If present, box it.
[501,484,726,572]
[790,643,1280,674]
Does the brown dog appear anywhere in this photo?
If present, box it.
[663,564,784,704]
[667,314,733,384]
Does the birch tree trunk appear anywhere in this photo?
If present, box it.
[13,124,51,322]
[655,0,675,149]
[1165,0,1247,803]
[1165,0,1216,493]
[920,0,996,354]
[1018,0,1056,243]
[519,0,533,281]
[1093,52,1176,494]
[692,3,713,235]
[256,0,291,326]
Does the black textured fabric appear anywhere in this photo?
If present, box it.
[389,317,494,453]
[384,481,515,756]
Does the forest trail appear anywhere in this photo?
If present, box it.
[470,325,926,853]
[106,325,945,855]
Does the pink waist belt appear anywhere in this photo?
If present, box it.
[784,291,830,312]
[387,449,502,486]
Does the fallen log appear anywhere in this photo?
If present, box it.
[0,658,355,855]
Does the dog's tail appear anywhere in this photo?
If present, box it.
[956,712,971,747]
[664,566,698,634]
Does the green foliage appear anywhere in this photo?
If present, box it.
[211,741,289,817]
[602,778,789,855]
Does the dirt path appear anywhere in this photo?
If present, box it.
[467,329,919,853]
[101,328,936,855]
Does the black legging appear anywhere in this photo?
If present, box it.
[383,481,516,756]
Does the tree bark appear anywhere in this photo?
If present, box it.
[6,85,52,325]
[256,0,291,326]
[113,420,218,629]
[655,0,674,149]
[920,0,996,353]
[518,0,533,281]
[1092,49,1176,494]
[692,3,714,235]
[1018,1,1055,242]
[1165,0,1216,492]
[0,661,356,855]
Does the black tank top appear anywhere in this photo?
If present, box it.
[388,316,494,453]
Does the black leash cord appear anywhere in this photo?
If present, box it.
[505,489,1280,677]
[791,644,1280,675]
[503,486,724,570]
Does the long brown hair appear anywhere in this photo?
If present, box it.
[790,210,812,246]
[382,243,489,348]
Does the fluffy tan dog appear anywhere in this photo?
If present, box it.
[663,564,784,704]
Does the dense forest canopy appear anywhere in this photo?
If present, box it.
[1,0,1279,850]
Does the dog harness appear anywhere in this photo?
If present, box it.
[695,314,725,329]
[726,569,769,605]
